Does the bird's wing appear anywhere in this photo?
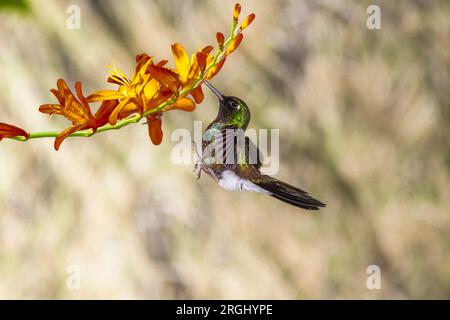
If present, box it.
[205,128,263,170]
[240,166,326,210]
[213,127,239,169]
[244,136,263,169]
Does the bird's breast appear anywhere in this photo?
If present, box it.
[218,170,268,193]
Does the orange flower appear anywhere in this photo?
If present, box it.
[87,53,199,145]
[171,43,214,104]
[87,54,156,125]
[39,79,115,150]
[0,123,29,141]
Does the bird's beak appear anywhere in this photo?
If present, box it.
[204,81,224,102]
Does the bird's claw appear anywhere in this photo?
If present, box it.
[191,140,218,182]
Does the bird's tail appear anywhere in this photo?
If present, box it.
[253,176,326,210]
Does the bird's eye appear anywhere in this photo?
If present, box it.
[232,101,239,108]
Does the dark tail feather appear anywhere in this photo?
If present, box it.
[254,176,326,210]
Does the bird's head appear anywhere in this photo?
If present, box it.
[204,81,250,129]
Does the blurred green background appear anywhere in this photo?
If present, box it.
[0,0,449,299]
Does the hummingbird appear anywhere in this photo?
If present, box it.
[193,81,326,210]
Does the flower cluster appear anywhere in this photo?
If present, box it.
[0,3,255,150]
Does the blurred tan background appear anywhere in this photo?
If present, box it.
[0,0,449,299]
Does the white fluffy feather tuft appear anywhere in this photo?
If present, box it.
[218,170,268,193]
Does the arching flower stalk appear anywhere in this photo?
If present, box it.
[1,3,255,150]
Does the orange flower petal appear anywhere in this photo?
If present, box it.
[74,81,88,105]
[171,43,191,82]
[216,32,225,49]
[108,98,131,125]
[186,61,201,87]
[56,79,71,96]
[50,89,64,105]
[226,33,244,56]
[136,53,151,63]
[146,114,163,145]
[0,123,29,141]
[147,65,181,93]
[145,89,173,113]
[87,90,124,102]
[143,79,160,101]
[39,104,62,115]
[132,55,153,81]
[117,102,140,120]
[168,97,196,111]
[54,125,83,151]
[156,60,169,67]
[240,13,255,30]
[206,57,227,80]
[95,100,119,127]
[190,86,204,104]
[196,52,207,72]
[61,96,81,123]
[201,46,214,55]
[74,81,93,116]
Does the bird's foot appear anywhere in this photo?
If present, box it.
[191,141,220,182]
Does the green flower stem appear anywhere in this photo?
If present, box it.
[11,114,142,142]
[9,32,238,144]
[12,131,87,141]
